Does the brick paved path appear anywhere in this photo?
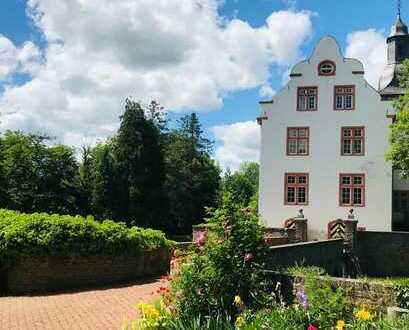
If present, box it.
[0,279,162,330]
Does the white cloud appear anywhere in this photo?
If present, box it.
[0,0,313,146]
[259,84,276,99]
[345,29,387,89]
[212,120,260,171]
[0,36,41,80]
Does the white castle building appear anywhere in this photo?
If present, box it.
[258,13,409,239]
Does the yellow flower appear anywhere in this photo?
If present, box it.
[235,316,245,328]
[234,295,242,306]
[136,302,160,320]
[355,308,374,321]
[336,320,345,330]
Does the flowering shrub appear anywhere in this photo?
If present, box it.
[301,274,352,329]
[168,195,273,323]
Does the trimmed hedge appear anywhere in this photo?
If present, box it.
[0,209,174,264]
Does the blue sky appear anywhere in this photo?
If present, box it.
[0,0,402,169]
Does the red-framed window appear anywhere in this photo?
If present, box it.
[297,87,318,111]
[339,174,365,207]
[287,127,309,156]
[341,127,365,156]
[334,86,355,110]
[285,173,309,205]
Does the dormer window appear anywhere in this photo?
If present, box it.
[318,60,336,76]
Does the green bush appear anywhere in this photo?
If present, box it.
[302,274,352,329]
[0,209,174,264]
[169,195,272,322]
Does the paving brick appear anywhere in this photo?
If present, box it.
[0,279,162,330]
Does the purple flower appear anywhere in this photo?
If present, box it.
[296,289,309,311]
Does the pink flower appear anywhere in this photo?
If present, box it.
[264,236,273,246]
[308,325,319,330]
[196,231,207,247]
[244,252,254,262]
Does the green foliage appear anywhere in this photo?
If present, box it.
[77,145,93,216]
[387,59,409,178]
[169,196,271,321]
[90,141,117,220]
[287,265,327,277]
[243,308,307,330]
[241,309,409,330]
[220,162,259,209]
[1,131,79,214]
[303,274,352,329]
[114,99,167,228]
[0,209,173,264]
[163,113,220,234]
[0,101,220,234]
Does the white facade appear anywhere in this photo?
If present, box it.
[258,36,394,239]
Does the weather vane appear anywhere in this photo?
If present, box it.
[398,0,402,17]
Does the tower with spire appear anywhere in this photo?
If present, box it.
[379,2,409,100]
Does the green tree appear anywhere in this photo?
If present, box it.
[387,59,409,177]
[91,141,117,220]
[220,162,259,208]
[77,145,93,216]
[164,113,220,234]
[1,131,79,214]
[0,137,8,207]
[114,99,166,228]
[146,100,167,133]
[40,144,79,214]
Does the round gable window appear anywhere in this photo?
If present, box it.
[318,60,336,76]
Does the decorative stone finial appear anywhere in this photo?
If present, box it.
[297,209,304,219]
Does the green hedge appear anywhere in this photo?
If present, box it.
[0,209,174,264]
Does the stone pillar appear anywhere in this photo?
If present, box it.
[286,228,297,244]
[344,209,358,252]
[294,209,308,242]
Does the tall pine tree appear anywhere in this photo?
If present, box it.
[114,99,166,228]
[164,113,220,234]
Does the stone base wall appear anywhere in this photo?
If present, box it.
[294,276,396,312]
[267,272,397,312]
[2,248,171,294]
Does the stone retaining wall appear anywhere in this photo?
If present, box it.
[2,247,171,294]
[267,272,397,312]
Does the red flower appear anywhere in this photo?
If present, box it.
[308,325,319,330]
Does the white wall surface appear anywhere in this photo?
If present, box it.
[259,36,393,240]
